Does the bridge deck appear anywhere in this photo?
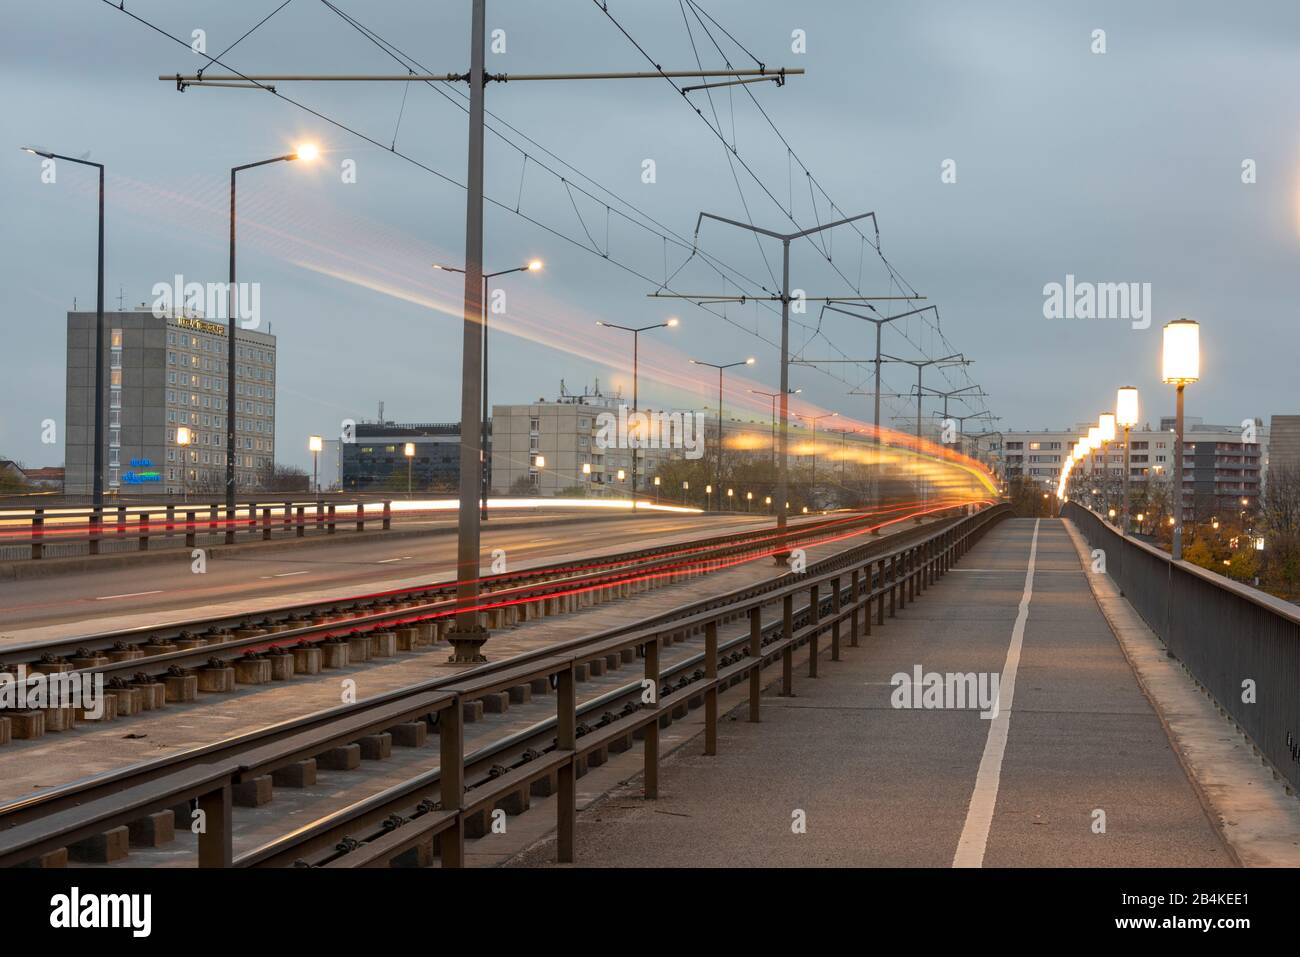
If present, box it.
[510,518,1235,868]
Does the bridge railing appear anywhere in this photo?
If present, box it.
[1063,501,1300,794]
[0,499,395,562]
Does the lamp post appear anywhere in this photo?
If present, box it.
[690,356,755,510]
[1116,387,1139,534]
[595,317,678,505]
[22,147,105,509]
[653,474,661,505]
[176,426,192,503]
[434,258,543,521]
[1163,319,1200,561]
[1098,412,1116,514]
[309,435,323,494]
[749,387,800,469]
[682,480,689,506]
[225,143,317,541]
[794,411,838,505]
[402,441,416,498]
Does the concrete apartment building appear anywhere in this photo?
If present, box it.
[975,417,1267,516]
[65,305,277,497]
[490,383,745,497]
[1268,415,1300,474]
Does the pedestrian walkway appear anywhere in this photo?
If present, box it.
[510,518,1235,867]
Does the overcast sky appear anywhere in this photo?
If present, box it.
[3,0,1297,470]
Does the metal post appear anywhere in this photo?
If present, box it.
[1122,424,1132,534]
[781,593,794,696]
[808,583,820,678]
[556,662,577,862]
[704,620,718,755]
[776,238,791,552]
[197,784,232,867]
[748,606,762,722]
[94,165,105,508]
[438,698,465,867]
[632,328,639,504]
[481,274,490,521]
[225,167,237,542]
[448,0,489,664]
[1172,384,1185,560]
[715,365,723,510]
[644,637,660,798]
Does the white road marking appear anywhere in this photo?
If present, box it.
[273,571,309,578]
[953,518,1040,868]
[94,590,163,600]
[377,557,404,564]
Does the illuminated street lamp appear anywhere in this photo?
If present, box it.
[309,435,323,494]
[404,441,416,498]
[597,317,678,504]
[1116,386,1139,533]
[1162,318,1200,560]
[176,426,192,503]
[653,474,661,504]
[225,143,318,540]
[750,386,801,468]
[691,355,755,510]
[435,258,545,521]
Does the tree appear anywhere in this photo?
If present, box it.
[259,462,310,493]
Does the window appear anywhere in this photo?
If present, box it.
[111,328,123,348]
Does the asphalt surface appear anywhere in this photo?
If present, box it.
[510,518,1235,867]
[0,511,778,636]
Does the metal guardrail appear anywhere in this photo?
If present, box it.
[1064,502,1300,794]
[0,502,1008,868]
[1,499,397,561]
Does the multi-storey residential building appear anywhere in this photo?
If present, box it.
[974,417,1267,516]
[64,305,277,497]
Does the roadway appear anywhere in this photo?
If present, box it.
[0,510,792,640]
[510,518,1236,867]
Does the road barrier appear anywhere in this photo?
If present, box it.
[1,499,394,561]
[1065,502,1300,795]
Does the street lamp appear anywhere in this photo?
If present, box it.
[595,317,678,505]
[653,474,661,504]
[308,435,323,495]
[749,387,800,468]
[1098,412,1116,513]
[794,411,838,503]
[1116,386,1139,533]
[22,146,106,509]
[176,426,192,503]
[690,355,755,510]
[434,258,544,520]
[404,441,416,498]
[682,480,690,505]
[1162,318,1200,560]
[225,143,318,541]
